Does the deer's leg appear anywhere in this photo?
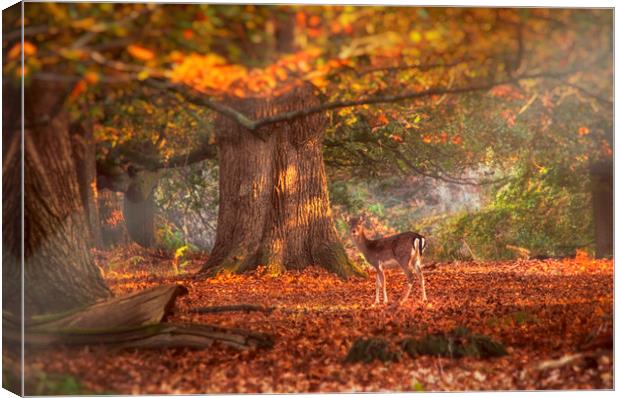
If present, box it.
[373,272,381,306]
[414,256,427,301]
[378,266,388,304]
[399,266,415,305]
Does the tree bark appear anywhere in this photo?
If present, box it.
[2,64,23,330]
[70,121,103,248]
[3,6,25,394]
[6,79,112,316]
[200,83,364,278]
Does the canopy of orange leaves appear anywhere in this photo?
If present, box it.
[168,49,348,98]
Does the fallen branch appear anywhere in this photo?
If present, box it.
[531,348,611,372]
[190,304,275,315]
[3,285,274,350]
[7,322,273,350]
[536,353,584,371]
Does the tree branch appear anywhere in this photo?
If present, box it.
[248,69,580,130]
[145,78,262,135]
[352,58,474,77]
[393,149,510,186]
[115,143,217,171]
[552,78,613,105]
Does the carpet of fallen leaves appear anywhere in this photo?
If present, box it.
[26,245,613,393]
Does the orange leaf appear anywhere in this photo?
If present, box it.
[295,12,307,27]
[390,134,404,143]
[69,79,88,100]
[578,126,590,136]
[275,67,288,81]
[7,41,37,60]
[84,71,100,84]
[309,15,321,27]
[183,29,194,40]
[377,113,389,125]
[127,44,155,62]
[233,88,246,98]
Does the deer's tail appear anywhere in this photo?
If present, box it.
[413,236,427,257]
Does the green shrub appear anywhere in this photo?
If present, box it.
[420,172,593,261]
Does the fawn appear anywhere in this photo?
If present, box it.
[348,216,427,306]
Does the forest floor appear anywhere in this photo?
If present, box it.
[25,245,613,394]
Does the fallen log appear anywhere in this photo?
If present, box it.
[3,285,273,350]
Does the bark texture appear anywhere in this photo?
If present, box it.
[2,78,22,327]
[14,80,111,316]
[70,121,103,248]
[201,83,364,278]
[2,7,24,394]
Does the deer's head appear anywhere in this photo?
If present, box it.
[348,216,366,242]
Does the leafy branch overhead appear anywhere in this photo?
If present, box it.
[8,5,611,187]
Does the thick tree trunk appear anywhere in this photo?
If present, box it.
[200,84,364,278]
[70,121,103,248]
[5,79,112,316]
[3,6,25,394]
[590,160,612,258]
[2,65,23,327]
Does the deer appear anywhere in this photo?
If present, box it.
[348,215,428,306]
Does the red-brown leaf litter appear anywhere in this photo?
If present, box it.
[26,245,613,393]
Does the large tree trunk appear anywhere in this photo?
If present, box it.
[3,6,25,393]
[70,121,103,248]
[2,42,23,327]
[4,79,112,316]
[200,84,364,278]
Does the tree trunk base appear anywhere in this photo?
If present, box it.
[199,84,366,279]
